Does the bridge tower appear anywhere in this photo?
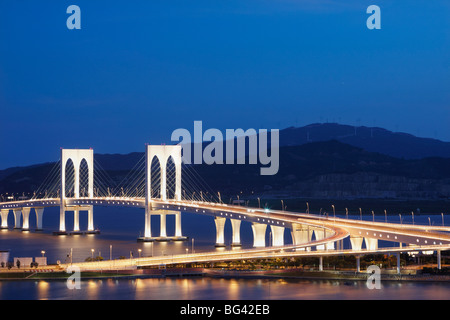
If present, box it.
[57,148,95,234]
[141,145,184,241]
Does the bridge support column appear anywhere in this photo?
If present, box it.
[364,237,378,251]
[270,225,284,247]
[356,255,361,272]
[437,250,442,270]
[214,217,226,247]
[396,252,401,274]
[350,235,364,251]
[144,209,151,238]
[73,208,80,232]
[160,213,167,238]
[314,228,326,250]
[175,212,182,237]
[1,209,9,229]
[319,256,323,271]
[13,209,22,229]
[230,219,241,247]
[21,208,31,231]
[34,208,44,231]
[251,222,267,248]
[291,224,311,251]
[59,207,66,233]
[87,206,94,232]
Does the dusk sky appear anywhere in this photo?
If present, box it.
[0,0,449,169]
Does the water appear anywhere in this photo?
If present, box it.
[1,278,450,300]
[0,207,448,299]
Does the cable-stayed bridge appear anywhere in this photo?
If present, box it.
[1,145,450,272]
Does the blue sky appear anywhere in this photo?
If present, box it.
[0,0,449,169]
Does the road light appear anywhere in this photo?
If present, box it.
[281,200,284,211]
[411,211,415,225]
[192,238,195,254]
[306,202,309,214]
[91,248,94,259]
[345,208,348,219]
[428,217,431,227]
[41,250,45,257]
[372,211,374,222]
[359,208,362,221]
[332,205,335,220]
[384,210,387,223]
[110,245,112,260]
[399,214,403,226]
[138,249,142,258]
[442,213,445,227]
[258,197,261,208]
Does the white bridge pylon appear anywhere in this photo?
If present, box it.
[141,144,185,241]
[58,148,95,234]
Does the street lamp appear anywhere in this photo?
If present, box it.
[41,250,45,257]
[359,208,362,221]
[192,238,195,254]
[372,211,374,222]
[332,205,335,220]
[138,249,142,258]
[306,202,309,214]
[442,213,445,227]
[345,208,348,219]
[411,211,415,225]
[384,210,387,223]
[91,249,94,259]
[258,197,261,208]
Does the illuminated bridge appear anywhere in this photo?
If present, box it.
[1,146,449,272]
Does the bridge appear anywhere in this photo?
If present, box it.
[1,146,449,272]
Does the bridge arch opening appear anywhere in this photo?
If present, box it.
[79,158,89,197]
[150,156,161,199]
[65,159,75,198]
[166,156,176,200]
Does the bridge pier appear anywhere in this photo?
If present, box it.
[350,235,363,251]
[87,206,94,232]
[13,209,22,229]
[251,222,267,248]
[215,216,226,247]
[356,255,361,272]
[396,252,401,274]
[230,219,242,247]
[160,213,167,238]
[21,208,31,231]
[175,212,182,237]
[34,207,44,231]
[73,208,81,234]
[1,209,9,229]
[319,256,323,271]
[291,224,311,251]
[270,225,284,246]
[138,210,186,242]
[437,250,442,270]
[364,237,378,251]
[314,228,326,250]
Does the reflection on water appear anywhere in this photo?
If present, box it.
[1,277,450,300]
